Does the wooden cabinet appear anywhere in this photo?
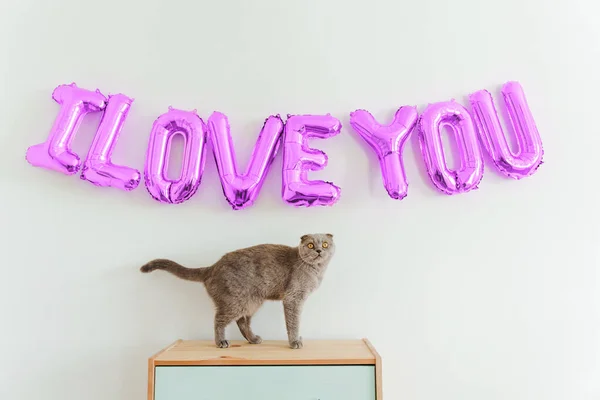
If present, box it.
[148,339,382,400]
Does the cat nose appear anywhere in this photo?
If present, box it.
[316,249,322,254]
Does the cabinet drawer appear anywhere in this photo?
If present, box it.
[154,365,376,400]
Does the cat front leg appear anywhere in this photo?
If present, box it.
[283,297,305,349]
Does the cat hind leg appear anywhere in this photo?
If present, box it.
[214,311,236,348]
[236,315,262,344]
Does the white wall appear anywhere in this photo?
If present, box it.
[1,0,598,399]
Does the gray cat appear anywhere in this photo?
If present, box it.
[140,233,335,349]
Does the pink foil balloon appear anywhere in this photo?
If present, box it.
[207,112,284,210]
[350,106,418,200]
[469,81,543,179]
[282,114,342,207]
[80,94,141,190]
[144,108,207,204]
[26,83,107,174]
[418,101,484,195]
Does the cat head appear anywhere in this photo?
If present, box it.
[298,233,335,264]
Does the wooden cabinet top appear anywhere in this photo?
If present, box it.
[150,339,380,366]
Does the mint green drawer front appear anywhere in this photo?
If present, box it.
[155,365,376,400]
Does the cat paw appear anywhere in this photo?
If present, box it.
[217,340,230,348]
[248,335,262,344]
[289,339,303,349]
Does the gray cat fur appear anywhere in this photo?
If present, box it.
[140,233,335,349]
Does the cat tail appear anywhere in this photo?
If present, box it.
[140,259,210,282]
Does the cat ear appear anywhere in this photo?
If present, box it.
[301,235,310,241]
[326,233,333,238]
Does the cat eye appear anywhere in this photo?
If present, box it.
[307,243,314,249]
[322,242,329,248]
